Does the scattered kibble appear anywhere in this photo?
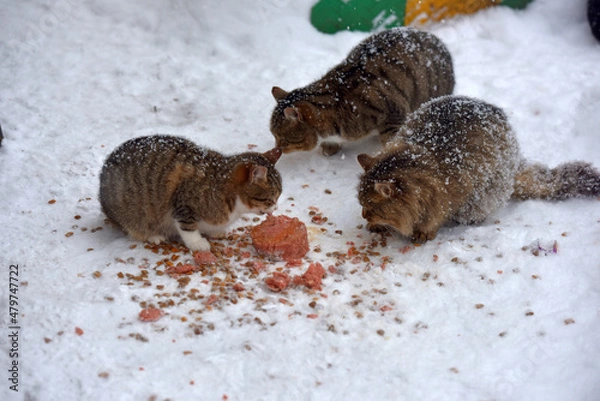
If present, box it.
[139,308,163,322]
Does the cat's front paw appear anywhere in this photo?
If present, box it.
[147,235,166,245]
[411,230,437,244]
[321,142,341,156]
[177,228,211,252]
[367,223,388,233]
[183,236,211,252]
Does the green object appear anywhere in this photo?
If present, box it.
[310,0,535,34]
[501,0,534,9]
[310,0,407,34]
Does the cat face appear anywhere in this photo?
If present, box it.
[357,153,418,238]
[270,86,319,153]
[358,178,417,238]
[233,148,283,214]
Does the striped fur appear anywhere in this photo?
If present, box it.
[270,27,454,155]
[99,135,282,251]
[357,96,600,243]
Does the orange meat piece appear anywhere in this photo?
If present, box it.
[165,263,196,276]
[265,272,291,292]
[193,251,218,265]
[251,215,309,261]
[293,262,326,291]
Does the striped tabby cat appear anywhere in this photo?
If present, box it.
[99,135,282,251]
[270,27,455,156]
[358,96,600,243]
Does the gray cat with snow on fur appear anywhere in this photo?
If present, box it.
[358,95,600,243]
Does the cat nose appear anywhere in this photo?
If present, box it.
[263,204,277,214]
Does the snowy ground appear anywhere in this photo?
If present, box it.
[1,0,599,400]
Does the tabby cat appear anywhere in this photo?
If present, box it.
[358,96,600,243]
[270,27,455,156]
[99,135,283,251]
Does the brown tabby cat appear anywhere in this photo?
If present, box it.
[270,27,454,156]
[358,95,600,243]
[99,135,283,251]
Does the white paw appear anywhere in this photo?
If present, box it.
[184,236,211,252]
[176,227,211,252]
[148,235,166,245]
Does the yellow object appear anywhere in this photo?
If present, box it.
[406,0,499,25]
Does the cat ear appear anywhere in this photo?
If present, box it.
[250,165,268,185]
[262,147,282,164]
[232,163,250,185]
[272,86,288,101]
[374,181,395,198]
[232,163,268,185]
[284,102,317,124]
[357,154,376,171]
[283,106,301,121]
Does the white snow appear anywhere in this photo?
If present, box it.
[1,0,599,400]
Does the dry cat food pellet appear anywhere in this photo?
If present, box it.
[139,308,163,322]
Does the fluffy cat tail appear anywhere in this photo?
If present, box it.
[512,161,600,200]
